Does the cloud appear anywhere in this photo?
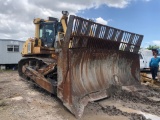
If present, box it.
[95,17,110,25]
[152,40,160,45]
[0,0,132,40]
[142,0,151,2]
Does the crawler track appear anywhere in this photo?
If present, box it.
[18,57,57,94]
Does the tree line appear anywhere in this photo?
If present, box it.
[147,45,160,50]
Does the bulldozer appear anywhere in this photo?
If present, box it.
[18,11,143,118]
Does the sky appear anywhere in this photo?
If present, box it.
[0,0,159,48]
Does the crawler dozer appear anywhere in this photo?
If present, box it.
[18,11,143,118]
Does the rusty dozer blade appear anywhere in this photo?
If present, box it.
[57,15,143,118]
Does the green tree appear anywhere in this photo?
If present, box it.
[147,45,160,50]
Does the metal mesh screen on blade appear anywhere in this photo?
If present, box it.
[69,15,143,53]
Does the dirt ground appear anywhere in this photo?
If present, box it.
[0,71,160,120]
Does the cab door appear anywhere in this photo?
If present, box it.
[139,53,145,70]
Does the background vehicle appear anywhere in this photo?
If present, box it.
[140,49,160,86]
[139,49,160,71]
[139,49,153,71]
[18,11,143,118]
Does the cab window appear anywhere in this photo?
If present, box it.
[39,23,55,43]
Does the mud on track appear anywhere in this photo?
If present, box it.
[0,71,160,120]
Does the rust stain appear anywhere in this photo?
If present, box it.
[57,15,143,117]
[25,67,54,93]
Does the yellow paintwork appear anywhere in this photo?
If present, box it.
[21,37,42,55]
[61,17,67,34]
[21,18,53,56]
[22,13,68,56]
[34,18,41,38]
[33,18,50,38]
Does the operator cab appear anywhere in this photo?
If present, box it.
[39,20,63,48]
[39,20,57,47]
